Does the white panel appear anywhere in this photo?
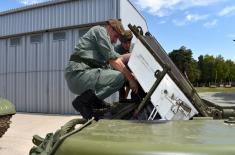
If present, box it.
[129,40,163,91]
[152,74,198,120]
[128,40,198,120]
[120,0,148,32]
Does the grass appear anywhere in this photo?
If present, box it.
[195,87,235,93]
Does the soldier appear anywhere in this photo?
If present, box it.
[65,19,138,120]
[115,30,133,55]
[115,30,134,99]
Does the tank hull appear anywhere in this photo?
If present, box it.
[0,98,16,137]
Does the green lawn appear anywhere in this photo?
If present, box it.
[195,87,235,93]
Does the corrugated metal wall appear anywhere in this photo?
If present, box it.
[0,0,148,114]
[0,28,90,114]
[0,0,120,114]
[0,0,118,37]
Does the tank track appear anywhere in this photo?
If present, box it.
[0,115,12,138]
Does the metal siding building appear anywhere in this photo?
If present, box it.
[0,0,148,114]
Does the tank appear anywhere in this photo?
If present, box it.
[0,97,16,137]
[30,118,235,155]
[29,23,235,155]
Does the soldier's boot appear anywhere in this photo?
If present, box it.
[72,89,109,120]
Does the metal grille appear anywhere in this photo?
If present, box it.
[53,32,66,41]
[30,34,42,43]
[10,37,21,46]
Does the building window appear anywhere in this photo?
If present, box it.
[30,34,42,43]
[10,37,21,46]
[53,32,66,41]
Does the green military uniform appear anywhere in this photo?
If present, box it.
[114,43,134,55]
[114,30,134,100]
[65,26,125,100]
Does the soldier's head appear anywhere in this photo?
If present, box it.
[107,19,125,43]
[120,30,133,50]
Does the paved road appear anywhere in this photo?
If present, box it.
[0,113,79,155]
[199,92,235,107]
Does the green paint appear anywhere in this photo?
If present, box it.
[54,119,235,155]
[0,98,16,116]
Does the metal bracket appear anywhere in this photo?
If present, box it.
[128,24,143,38]
[133,66,169,117]
[148,105,159,120]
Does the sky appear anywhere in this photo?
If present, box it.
[131,0,235,62]
[0,0,235,62]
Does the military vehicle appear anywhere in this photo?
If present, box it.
[29,24,235,155]
[0,97,16,137]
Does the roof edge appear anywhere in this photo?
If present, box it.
[0,21,108,39]
[0,0,75,17]
[126,0,148,30]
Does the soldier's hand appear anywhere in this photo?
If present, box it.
[128,78,138,94]
[120,53,131,65]
[124,86,130,99]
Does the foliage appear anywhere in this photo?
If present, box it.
[169,46,200,83]
[169,47,235,85]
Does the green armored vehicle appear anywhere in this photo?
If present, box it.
[30,118,235,155]
[0,97,16,137]
[30,24,235,155]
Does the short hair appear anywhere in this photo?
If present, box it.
[120,30,133,42]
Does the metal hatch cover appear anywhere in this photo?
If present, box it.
[127,24,209,120]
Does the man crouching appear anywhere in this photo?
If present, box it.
[65,19,138,120]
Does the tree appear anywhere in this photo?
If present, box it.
[225,60,235,83]
[169,46,200,83]
[169,46,235,85]
[214,55,227,84]
[188,59,201,84]
[199,55,216,85]
[197,55,204,84]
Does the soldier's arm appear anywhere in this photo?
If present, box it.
[109,58,138,93]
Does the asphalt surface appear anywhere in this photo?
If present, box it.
[0,113,79,155]
[199,92,235,107]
